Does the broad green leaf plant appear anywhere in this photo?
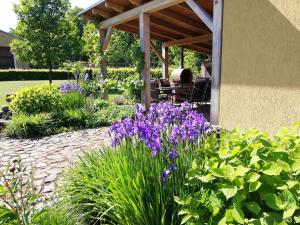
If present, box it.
[176,123,300,225]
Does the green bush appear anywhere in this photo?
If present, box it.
[93,99,111,111]
[61,91,86,110]
[0,69,69,81]
[10,83,62,115]
[93,105,134,126]
[124,75,144,102]
[107,67,161,81]
[4,113,55,138]
[61,109,91,128]
[176,125,300,224]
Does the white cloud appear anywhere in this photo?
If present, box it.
[0,0,98,32]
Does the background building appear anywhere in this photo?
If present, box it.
[0,29,29,69]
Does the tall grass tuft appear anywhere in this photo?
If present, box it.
[61,141,200,225]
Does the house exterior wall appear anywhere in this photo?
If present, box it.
[219,0,300,133]
[0,30,14,47]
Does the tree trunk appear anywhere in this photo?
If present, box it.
[49,60,53,85]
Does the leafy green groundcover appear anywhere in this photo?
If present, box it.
[177,125,300,225]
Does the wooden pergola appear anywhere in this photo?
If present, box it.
[79,0,223,124]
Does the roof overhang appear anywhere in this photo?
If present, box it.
[78,0,213,54]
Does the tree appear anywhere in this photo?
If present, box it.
[11,0,82,84]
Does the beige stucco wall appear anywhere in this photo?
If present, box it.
[0,31,14,47]
[219,0,300,133]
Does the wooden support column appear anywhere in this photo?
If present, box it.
[139,13,151,110]
[211,0,224,125]
[180,47,184,68]
[99,27,113,100]
[162,46,169,79]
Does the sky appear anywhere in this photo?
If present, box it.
[0,0,97,32]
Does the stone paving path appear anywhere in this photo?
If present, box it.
[0,127,110,194]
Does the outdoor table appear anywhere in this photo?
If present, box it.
[156,84,193,103]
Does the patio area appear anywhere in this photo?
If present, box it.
[79,0,222,124]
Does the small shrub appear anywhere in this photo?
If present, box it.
[61,91,86,110]
[176,124,300,224]
[5,113,54,138]
[10,83,62,115]
[94,105,134,125]
[124,75,144,102]
[62,109,90,128]
[93,99,111,111]
[80,81,103,98]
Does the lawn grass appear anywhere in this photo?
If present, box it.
[0,80,124,106]
[0,80,67,106]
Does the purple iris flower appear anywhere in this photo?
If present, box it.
[109,101,213,182]
[60,82,82,93]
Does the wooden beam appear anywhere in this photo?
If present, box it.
[163,33,212,47]
[92,8,112,18]
[180,47,184,68]
[139,13,151,110]
[105,1,126,13]
[150,42,164,62]
[185,0,213,31]
[210,0,224,125]
[162,46,169,78]
[102,26,114,50]
[99,28,109,99]
[129,0,143,6]
[156,10,209,33]
[100,0,185,29]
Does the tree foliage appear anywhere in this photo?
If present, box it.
[11,0,83,83]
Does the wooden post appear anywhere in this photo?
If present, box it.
[139,13,151,110]
[211,0,224,125]
[162,46,169,79]
[99,28,108,100]
[180,47,184,68]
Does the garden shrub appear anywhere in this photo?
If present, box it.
[4,113,55,138]
[61,109,91,128]
[124,74,144,102]
[93,99,111,111]
[0,69,69,81]
[61,102,211,225]
[176,124,300,224]
[93,104,134,126]
[10,83,62,115]
[61,91,86,110]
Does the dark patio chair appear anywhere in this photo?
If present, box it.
[151,79,160,102]
[159,79,172,101]
[188,78,211,107]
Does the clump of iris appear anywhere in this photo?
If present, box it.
[109,101,212,182]
[60,82,82,93]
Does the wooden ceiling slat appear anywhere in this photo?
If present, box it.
[156,9,209,33]
[163,33,212,47]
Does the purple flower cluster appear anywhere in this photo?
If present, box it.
[60,82,82,93]
[109,101,211,182]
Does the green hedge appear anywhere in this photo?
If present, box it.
[0,68,162,81]
[0,69,70,81]
[107,68,162,81]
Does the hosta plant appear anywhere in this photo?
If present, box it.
[176,123,300,225]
